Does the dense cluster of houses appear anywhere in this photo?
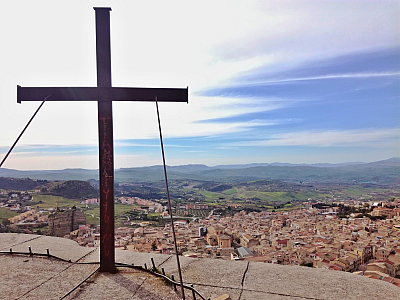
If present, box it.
[0,191,34,212]
[67,199,400,287]
[1,191,49,228]
[8,209,48,225]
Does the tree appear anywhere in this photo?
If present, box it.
[301,262,313,268]
[2,219,10,227]
[151,241,157,251]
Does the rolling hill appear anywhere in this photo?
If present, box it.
[0,158,399,184]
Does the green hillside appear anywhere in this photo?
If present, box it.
[1,158,399,184]
[40,180,98,199]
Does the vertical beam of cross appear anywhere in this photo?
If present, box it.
[94,7,115,273]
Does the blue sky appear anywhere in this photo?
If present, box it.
[0,1,399,170]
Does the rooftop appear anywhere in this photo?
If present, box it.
[1,233,400,300]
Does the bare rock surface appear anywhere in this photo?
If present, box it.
[0,255,68,299]
[18,261,99,300]
[1,233,94,262]
[68,268,182,300]
[0,233,42,251]
[1,233,400,300]
[243,261,400,300]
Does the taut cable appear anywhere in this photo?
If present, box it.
[155,96,186,300]
[0,95,51,168]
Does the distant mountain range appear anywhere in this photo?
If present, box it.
[1,157,400,184]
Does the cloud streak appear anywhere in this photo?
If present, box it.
[240,72,400,86]
[229,128,400,148]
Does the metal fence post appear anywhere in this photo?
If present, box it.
[191,284,196,300]
[171,274,177,292]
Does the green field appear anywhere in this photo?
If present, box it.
[0,207,19,221]
[85,204,134,218]
[198,190,224,200]
[273,204,303,212]
[335,187,379,198]
[32,194,84,209]
[148,213,161,217]
[84,213,100,225]
[223,188,237,195]
[195,185,332,203]
[238,190,286,200]
[84,204,135,225]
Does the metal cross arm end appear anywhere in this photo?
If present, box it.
[17,86,189,103]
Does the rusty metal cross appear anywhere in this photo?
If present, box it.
[17,7,188,273]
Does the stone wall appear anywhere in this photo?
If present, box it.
[48,208,86,237]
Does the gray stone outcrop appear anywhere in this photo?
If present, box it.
[48,207,86,236]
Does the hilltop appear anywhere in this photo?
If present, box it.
[0,177,48,191]
[40,180,97,199]
[0,179,97,199]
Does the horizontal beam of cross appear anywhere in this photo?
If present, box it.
[17,86,188,103]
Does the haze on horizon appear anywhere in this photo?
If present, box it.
[0,0,399,171]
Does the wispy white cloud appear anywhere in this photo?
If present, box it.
[183,150,206,153]
[213,1,399,63]
[242,72,400,86]
[114,141,158,147]
[158,119,278,139]
[229,128,400,147]
[112,96,285,141]
[114,141,193,148]
[2,153,150,170]
[2,154,99,170]
[5,150,94,156]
